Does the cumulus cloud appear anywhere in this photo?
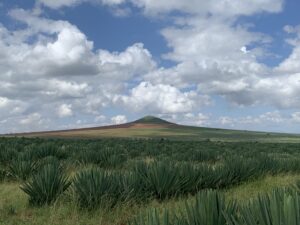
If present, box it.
[291,112,300,123]
[214,111,289,130]
[111,115,127,124]
[275,25,300,74]
[98,43,156,80]
[19,113,42,125]
[36,0,125,9]
[155,17,270,101]
[119,82,211,114]
[94,115,106,123]
[6,9,98,78]
[0,97,27,119]
[0,8,156,132]
[130,0,283,16]
[37,0,283,17]
[143,14,300,110]
[1,0,300,133]
[57,104,73,118]
[2,9,155,81]
[181,113,210,126]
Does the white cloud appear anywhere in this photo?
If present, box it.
[111,115,127,124]
[219,116,234,126]
[277,47,300,74]
[291,112,300,123]
[37,0,79,9]
[0,9,157,132]
[94,115,106,123]
[276,26,300,74]
[2,1,300,133]
[258,111,284,123]
[19,113,43,125]
[183,113,210,126]
[158,17,269,95]
[57,104,73,118]
[0,97,10,108]
[110,7,131,17]
[252,74,300,108]
[46,80,90,98]
[144,16,300,110]
[0,97,27,119]
[130,0,283,16]
[98,43,156,80]
[119,82,211,114]
[36,0,125,9]
[2,9,155,82]
[6,9,98,78]
[35,0,283,18]
[216,111,286,129]
[18,2,297,113]
[240,46,249,54]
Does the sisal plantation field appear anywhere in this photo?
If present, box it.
[1,132,300,225]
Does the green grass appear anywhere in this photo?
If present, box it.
[225,173,300,201]
[1,174,299,225]
[19,126,300,142]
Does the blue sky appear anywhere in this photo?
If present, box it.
[1,0,300,133]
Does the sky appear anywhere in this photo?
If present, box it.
[1,0,300,133]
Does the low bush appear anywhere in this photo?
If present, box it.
[20,163,70,206]
[136,161,182,200]
[180,190,237,225]
[72,168,120,210]
[8,158,37,181]
[228,188,300,225]
[0,146,17,165]
[129,189,300,225]
[129,190,237,225]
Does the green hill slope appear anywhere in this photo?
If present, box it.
[7,116,300,142]
[134,116,174,124]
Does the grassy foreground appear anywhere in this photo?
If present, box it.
[1,137,300,224]
[1,174,299,225]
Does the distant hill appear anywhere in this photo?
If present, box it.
[5,116,300,143]
[134,116,174,124]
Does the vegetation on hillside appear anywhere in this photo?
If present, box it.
[8,116,300,142]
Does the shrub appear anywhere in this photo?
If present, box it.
[136,161,182,200]
[211,158,261,189]
[177,163,204,194]
[75,148,126,168]
[129,190,237,225]
[118,171,149,202]
[228,188,300,225]
[20,163,70,206]
[0,146,17,165]
[8,158,37,181]
[72,168,120,210]
[180,190,237,225]
[37,156,60,169]
[33,143,67,160]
